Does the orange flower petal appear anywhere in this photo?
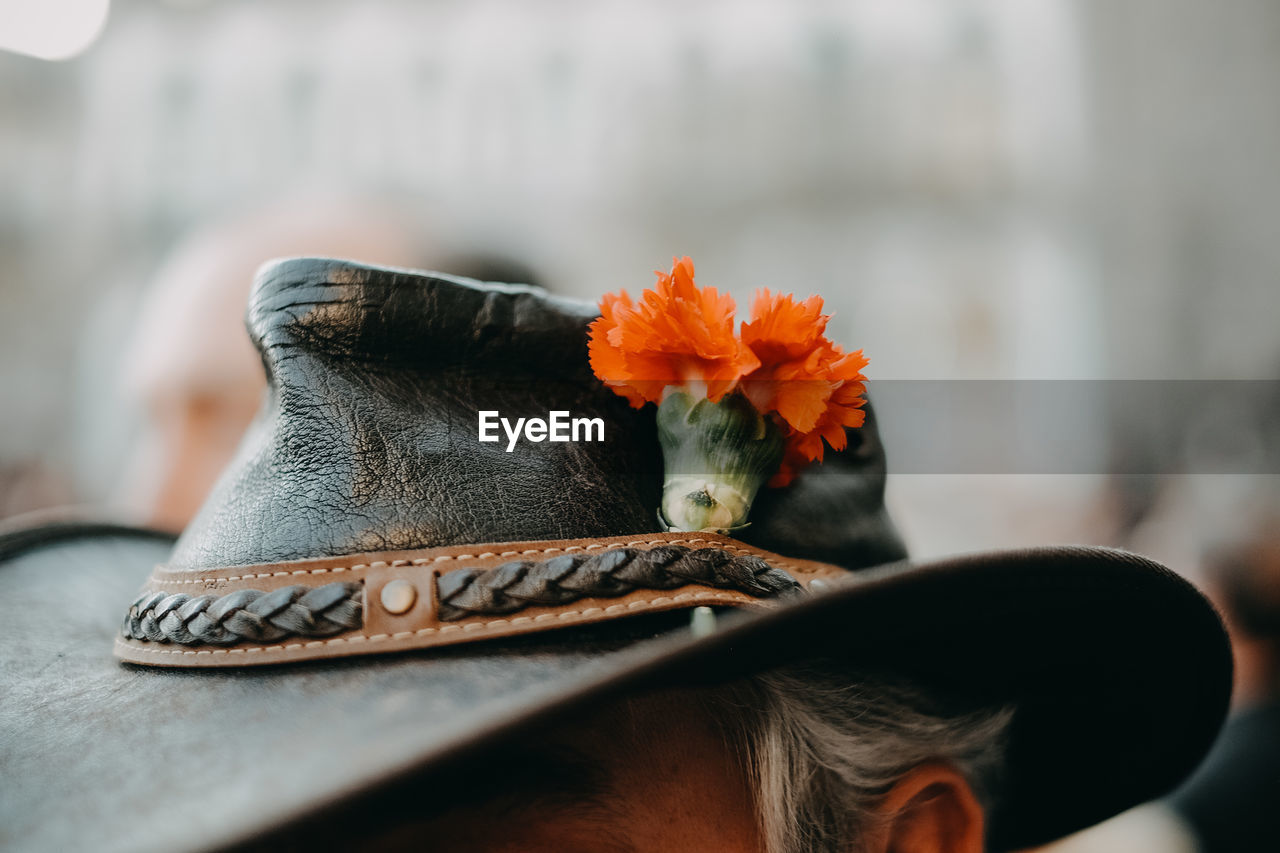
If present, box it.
[741,290,829,364]
[589,257,757,405]
[741,290,869,474]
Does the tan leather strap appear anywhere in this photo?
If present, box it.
[115,532,845,668]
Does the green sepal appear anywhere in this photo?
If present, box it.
[655,390,785,533]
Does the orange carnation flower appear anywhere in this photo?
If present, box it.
[588,257,759,407]
[590,259,868,502]
[740,290,839,433]
[740,289,869,472]
[768,368,868,487]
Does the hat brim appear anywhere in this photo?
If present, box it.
[0,525,1230,852]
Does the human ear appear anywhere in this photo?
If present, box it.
[858,762,985,853]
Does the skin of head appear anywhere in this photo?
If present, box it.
[370,685,989,853]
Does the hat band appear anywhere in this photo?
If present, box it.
[115,532,846,668]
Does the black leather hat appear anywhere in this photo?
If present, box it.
[0,258,1232,852]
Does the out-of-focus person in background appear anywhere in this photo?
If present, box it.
[1165,514,1280,853]
[1032,502,1280,853]
[112,196,430,531]
[112,195,542,531]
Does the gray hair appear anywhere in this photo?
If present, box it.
[706,666,1015,853]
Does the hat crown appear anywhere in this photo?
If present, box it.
[170,257,904,570]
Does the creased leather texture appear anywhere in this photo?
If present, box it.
[170,257,905,571]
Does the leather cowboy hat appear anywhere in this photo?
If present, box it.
[0,258,1232,852]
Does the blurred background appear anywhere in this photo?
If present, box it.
[2,1,1279,849]
[5,0,1277,557]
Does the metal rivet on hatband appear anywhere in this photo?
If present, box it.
[380,579,418,614]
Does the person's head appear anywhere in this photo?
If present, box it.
[361,664,1011,853]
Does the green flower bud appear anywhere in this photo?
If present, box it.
[655,390,785,533]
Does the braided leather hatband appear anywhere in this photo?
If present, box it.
[115,532,846,668]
